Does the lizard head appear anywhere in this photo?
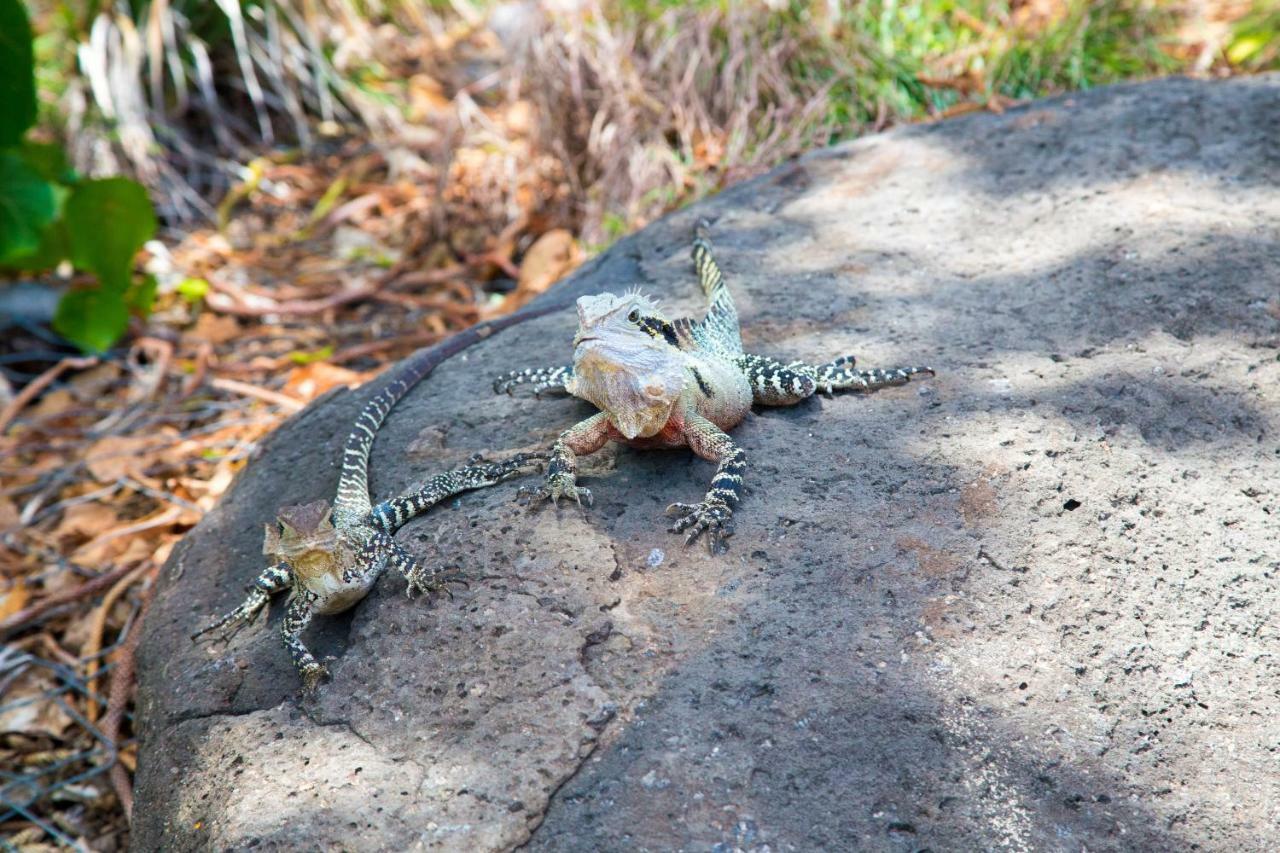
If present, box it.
[569,291,685,439]
[264,500,340,563]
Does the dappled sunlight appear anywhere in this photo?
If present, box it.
[861,325,1280,840]
[777,126,1277,284]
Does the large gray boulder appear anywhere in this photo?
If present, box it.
[134,74,1280,850]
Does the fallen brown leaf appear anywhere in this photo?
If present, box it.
[188,312,242,345]
[0,669,74,737]
[84,435,169,483]
[281,362,365,402]
[71,506,194,564]
[494,229,583,315]
[67,363,123,401]
[0,583,28,620]
[29,388,76,420]
[53,503,120,542]
[407,74,452,122]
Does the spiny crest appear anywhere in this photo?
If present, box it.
[622,286,663,315]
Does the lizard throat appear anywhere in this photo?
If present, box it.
[571,342,682,439]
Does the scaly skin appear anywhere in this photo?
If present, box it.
[192,304,562,690]
[495,221,934,555]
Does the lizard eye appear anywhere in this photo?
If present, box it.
[627,309,641,323]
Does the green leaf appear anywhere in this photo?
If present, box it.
[0,0,36,146]
[176,276,209,302]
[54,287,130,353]
[126,273,158,315]
[1227,34,1266,65]
[65,178,156,292]
[0,151,57,263]
[3,217,70,271]
[287,345,335,365]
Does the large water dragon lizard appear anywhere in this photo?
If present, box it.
[192,305,561,689]
[495,222,934,554]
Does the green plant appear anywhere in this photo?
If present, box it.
[0,0,157,353]
[1227,7,1280,71]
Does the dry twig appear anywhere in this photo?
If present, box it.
[208,377,306,412]
[101,567,158,822]
[0,563,140,639]
[205,277,384,317]
[83,564,151,723]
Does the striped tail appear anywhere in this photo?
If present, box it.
[332,352,437,525]
[331,297,573,526]
[691,220,743,355]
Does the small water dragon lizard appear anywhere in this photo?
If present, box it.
[192,306,561,690]
[494,222,933,554]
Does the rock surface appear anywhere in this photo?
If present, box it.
[135,75,1280,851]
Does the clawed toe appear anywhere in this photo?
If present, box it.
[664,501,733,555]
[516,478,592,508]
[405,565,468,600]
[301,662,330,693]
[492,452,549,481]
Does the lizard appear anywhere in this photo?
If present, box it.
[492,221,934,554]
[192,303,565,690]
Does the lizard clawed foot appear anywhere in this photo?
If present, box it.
[665,499,734,555]
[189,598,266,644]
[517,475,593,508]
[390,540,466,600]
[300,661,330,693]
[404,563,468,600]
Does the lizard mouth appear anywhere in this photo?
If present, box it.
[573,335,600,347]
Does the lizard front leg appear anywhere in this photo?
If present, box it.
[665,413,746,555]
[519,411,611,508]
[190,562,293,641]
[812,355,934,394]
[281,595,327,691]
[337,529,449,602]
[493,365,573,396]
[738,352,933,403]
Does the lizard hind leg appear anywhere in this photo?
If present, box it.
[392,540,467,601]
[342,528,443,601]
[190,561,292,642]
[493,365,573,397]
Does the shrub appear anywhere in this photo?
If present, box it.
[0,0,156,353]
